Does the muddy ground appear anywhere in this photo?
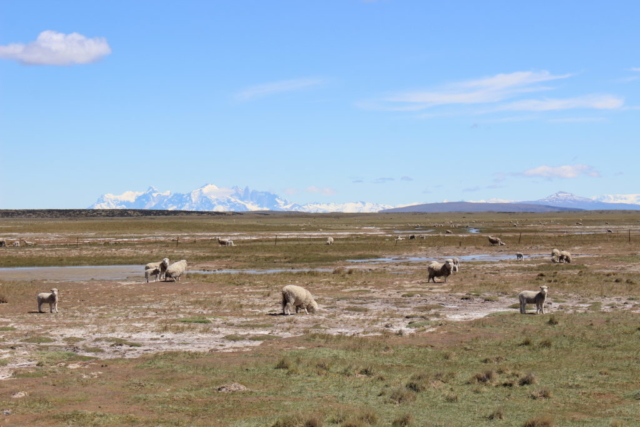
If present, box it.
[2,243,638,381]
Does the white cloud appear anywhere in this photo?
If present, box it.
[495,95,623,112]
[374,177,395,184]
[549,117,608,123]
[0,31,111,66]
[523,165,600,179]
[305,186,337,196]
[235,78,325,101]
[400,176,413,181]
[365,71,570,111]
[284,188,299,196]
[631,68,640,72]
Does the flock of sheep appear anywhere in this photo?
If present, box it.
[33,234,569,317]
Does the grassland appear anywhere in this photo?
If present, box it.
[0,210,639,426]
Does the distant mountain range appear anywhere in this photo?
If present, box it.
[89,186,640,213]
[380,202,581,214]
[89,184,391,213]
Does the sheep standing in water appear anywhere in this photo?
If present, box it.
[37,288,59,313]
[518,286,548,314]
[326,237,334,245]
[165,260,188,282]
[488,236,505,246]
[516,252,524,261]
[427,260,454,283]
[281,285,318,315]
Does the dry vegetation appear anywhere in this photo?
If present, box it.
[0,210,639,425]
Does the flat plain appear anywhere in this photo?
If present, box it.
[1,210,639,426]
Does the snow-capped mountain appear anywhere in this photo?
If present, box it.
[89,185,388,213]
[297,201,392,213]
[525,191,640,210]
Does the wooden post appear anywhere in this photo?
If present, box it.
[518,232,522,244]
[629,229,632,244]
[176,237,179,248]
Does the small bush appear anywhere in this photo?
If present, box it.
[391,414,413,427]
[547,316,559,325]
[519,338,533,346]
[519,373,537,386]
[539,339,552,348]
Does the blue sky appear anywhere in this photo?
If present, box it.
[1,0,638,208]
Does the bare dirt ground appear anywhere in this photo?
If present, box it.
[2,244,638,381]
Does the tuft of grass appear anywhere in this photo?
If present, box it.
[178,316,211,324]
[389,387,417,404]
[22,336,55,344]
[0,326,16,331]
[487,408,505,420]
[392,414,413,427]
[519,373,537,386]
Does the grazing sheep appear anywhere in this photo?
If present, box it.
[37,288,59,313]
[0,239,5,247]
[516,252,524,260]
[12,241,20,247]
[488,236,505,246]
[550,248,561,263]
[145,267,161,283]
[518,286,548,314]
[217,238,234,246]
[445,230,453,234]
[427,260,454,283]
[165,260,188,282]
[281,285,318,315]
[395,237,404,242]
[23,240,35,246]
[145,258,170,282]
[409,235,416,240]
[559,251,572,263]
[326,237,334,245]
[607,229,613,233]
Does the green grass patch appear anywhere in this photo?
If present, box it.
[178,317,212,324]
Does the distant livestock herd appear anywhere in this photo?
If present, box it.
[30,234,577,317]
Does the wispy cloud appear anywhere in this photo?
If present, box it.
[305,186,337,196]
[463,186,481,192]
[0,31,111,66]
[362,71,571,111]
[235,77,326,101]
[400,176,413,181]
[494,95,623,112]
[360,70,625,117]
[283,188,299,196]
[630,67,640,72]
[549,117,608,123]
[522,165,600,179]
[374,177,395,184]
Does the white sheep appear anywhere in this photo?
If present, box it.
[144,258,170,282]
[145,267,161,283]
[217,238,234,246]
[37,288,59,313]
[165,260,188,281]
[326,237,334,245]
[518,286,548,314]
[488,236,505,246]
[281,285,318,315]
[516,252,524,260]
[559,251,572,263]
[452,257,460,272]
[12,241,20,247]
[427,260,454,283]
